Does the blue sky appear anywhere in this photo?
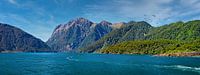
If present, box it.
[0,0,200,41]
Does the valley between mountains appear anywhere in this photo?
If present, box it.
[1,17,200,56]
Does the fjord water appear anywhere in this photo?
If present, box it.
[0,53,200,75]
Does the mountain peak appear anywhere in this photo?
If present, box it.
[60,17,93,28]
[99,20,112,25]
[138,21,149,24]
[111,22,125,29]
[47,18,113,51]
[113,22,126,25]
[76,17,88,21]
[137,21,152,27]
[69,17,92,24]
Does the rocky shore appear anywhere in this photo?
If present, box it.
[155,52,200,57]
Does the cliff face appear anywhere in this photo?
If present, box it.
[0,23,51,52]
[46,18,113,51]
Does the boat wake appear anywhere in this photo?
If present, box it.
[66,56,79,61]
[155,65,200,73]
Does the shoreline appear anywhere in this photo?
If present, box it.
[154,52,200,57]
[1,51,200,57]
[96,51,200,57]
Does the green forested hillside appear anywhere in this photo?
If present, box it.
[147,20,200,40]
[80,21,152,52]
[80,20,200,54]
[98,39,200,54]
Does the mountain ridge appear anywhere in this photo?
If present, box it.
[80,21,153,52]
[80,20,200,53]
[46,18,114,51]
[0,23,51,53]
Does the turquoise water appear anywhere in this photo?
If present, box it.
[0,53,200,75]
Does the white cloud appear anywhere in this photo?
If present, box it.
[2,0,200,41]
[2,0,60,41]
[83,0,173,26]
[83,0,200,26]
[0,12,57,41]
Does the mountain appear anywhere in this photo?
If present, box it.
[111,22,125,29]
[81,20,200,53]
[46,18,113,51]
[146,20,200,40]
[80,21,153,53]
[0,23,51,53]
[89,20,200,55]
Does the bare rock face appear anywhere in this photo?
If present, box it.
[46,18,113,52]
[0,23,51,53]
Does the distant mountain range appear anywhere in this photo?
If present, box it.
[0,23,51,53]
[0,18,200,55]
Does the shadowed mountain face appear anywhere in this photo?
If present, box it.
[46,18,113,52]
[0,23,51,52]
[80,21,153,53]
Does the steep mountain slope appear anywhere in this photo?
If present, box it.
[0,23,51,53]
[80,21,153,53]
[46,18,113,51]
[94,20,200,55]
[146,20,200,40]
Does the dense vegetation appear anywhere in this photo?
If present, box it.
[80,20,200,54]
[80,21,152,52]
[147,20,200,40]
[98,39,200,54]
